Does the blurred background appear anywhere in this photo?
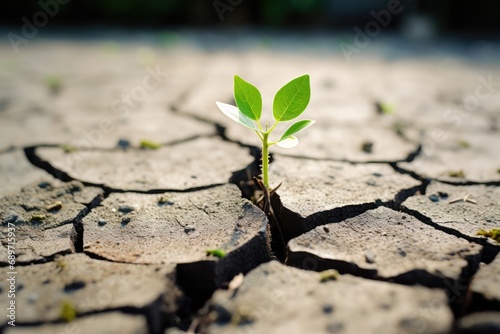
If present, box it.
[1,0,499,162]
[2,0,500,33]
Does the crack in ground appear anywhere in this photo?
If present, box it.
[390,162,429,184]
[271,180,425,247]
[400,206,500,263]
[2,299,165,334]
[393,163,500,187]
[0,182,105,268]
[17,96,496,333]
[274,144,423,165]
[435,179,500,187]
[382,180,429,211]
[0,250,74,268]
[286,204,484,318]
[24,145,227,194]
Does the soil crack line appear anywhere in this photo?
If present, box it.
[23,145,227,194]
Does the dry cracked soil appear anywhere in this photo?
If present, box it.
[0,33,499,334]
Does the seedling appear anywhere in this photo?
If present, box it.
[448,170,465,178]
[30,214,46,222]
[206,249,226,258]
[477,228,500,243]
[216,74,314,190]
[375,101,395,115]
[140,139,162,150]
[319,269,340,282]
[45,201,63,211]
[60,299,77,322]
[45,75,62,95]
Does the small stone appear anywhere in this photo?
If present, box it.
[117,139,130,149]
[438,192,448,199]
[184,225,196,234]
[158,196,174,206]
[323,226,330,233]
[38,182,51,189]
[27,293,39,303]
[365,250,376,264]
[98,219,107,226]
[361,141,373,153]
[118,205,135,214]
[323,304,333,314]
[428,194,439,202]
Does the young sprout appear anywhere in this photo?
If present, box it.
[216,74,314,190]
[206,249,226,258]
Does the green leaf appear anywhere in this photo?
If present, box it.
[276,136,299,148]
[273,74,310,122]
[234,75,262,121]
[216,102,262,132]
[279,120,315,141]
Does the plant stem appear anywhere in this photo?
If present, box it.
[261,132,270,190]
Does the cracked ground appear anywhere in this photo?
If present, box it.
[0,33,499,334]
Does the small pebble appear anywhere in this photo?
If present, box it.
[361,141,373,153]
[438,191,448,199]
[323,226,330,233]
[27,293,39,303]
[323,304,333,314]
[364,250,376,264]
[98,219,107,226]
[184,225,196,234]
[117,139,130,149]
[428,194,439,202]
[38,181,51,189]
[118,205,135,214]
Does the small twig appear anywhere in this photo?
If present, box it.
[448,194,477,204]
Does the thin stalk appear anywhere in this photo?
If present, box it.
[261,132,270,190]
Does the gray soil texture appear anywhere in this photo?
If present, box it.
[0,33,499,334]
